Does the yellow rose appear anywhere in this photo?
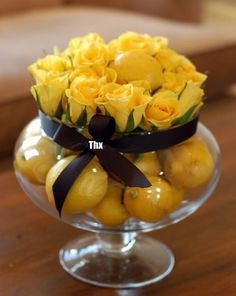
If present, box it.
[69,66,99,82]
[94,66,118,83]
[97,83,151,132]
[69,65,117,85]
[68,37,83,52]
[69,33,104,49]
[162,72,188,94]
[144,91,179,129]
[130,80,151,92]
[66,33,105,58]
[28,55,66,83]
[155,48,182,72]
[53,46,62,57]
[82,33,105,44]
[67,76,101,101]
[156,50,207,87]
[73,41,109,68]
[176,56,207,86]
[30,72,69,117]
[191,71,207,86]
[178,81,204,120]
[103,67,118,83]
[153,36,169,48]
[66,76,102,125]
[108,32,167,58]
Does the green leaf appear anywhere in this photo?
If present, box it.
[61,103,71,124]
[42,49,48,57]
[177,82,187,100]
[76,108,87,127]
[173,104,198,126]
[105,109,112,117]
[68,55,74,70]
[135,153,144,162]
[151,126,158,132]
[126,110,135,132]
[31,86,43,111]
[202,94,207,101]
[151,86,162,96]
[54,100,64,119]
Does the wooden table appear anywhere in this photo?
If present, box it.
[0,95,236,296]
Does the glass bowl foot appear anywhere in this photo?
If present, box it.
[59,233,175,288]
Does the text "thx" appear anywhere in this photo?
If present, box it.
[88,140,104,150]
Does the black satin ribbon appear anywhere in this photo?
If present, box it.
[39,111,198,215]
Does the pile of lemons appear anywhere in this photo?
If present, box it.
[15,124,214,227]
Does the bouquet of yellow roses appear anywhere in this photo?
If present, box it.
[29,32,206,131]
[15,32,214,226]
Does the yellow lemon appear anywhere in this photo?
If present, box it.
[92,179,129,226]
[110,51,163,90]
[168,186,184,211]
[163,136,214,189]
[14,136,56,185]
[46,155,108,214]
[121,153,136,163]
[134,152,162,176]
[124,176,182,223]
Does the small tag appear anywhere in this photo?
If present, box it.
[88,140,104,150]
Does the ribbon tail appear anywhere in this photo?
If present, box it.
[53,151,94,215]
[95,145,151,188]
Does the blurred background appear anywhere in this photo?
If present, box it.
[1,0,236,26]
[0,0,236,160]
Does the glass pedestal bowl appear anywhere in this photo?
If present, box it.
[14,118,220,288]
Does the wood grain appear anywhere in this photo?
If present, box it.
[0,95,236,296]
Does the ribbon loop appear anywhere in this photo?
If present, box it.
[53,123,88,151]
[88,114,115,141]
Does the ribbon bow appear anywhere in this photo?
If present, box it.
[39,111,198,215]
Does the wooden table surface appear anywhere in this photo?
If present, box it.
[0,95,236,296]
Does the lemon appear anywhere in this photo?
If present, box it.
[124,176,183,223]
[163,136,214,189]
[122,153,136,163]
[169,187,184,211]
[110,51,163,90]
[134,152,162,176]
[92,179,129,226]
[14,136,56,185]
[46,155,108,214]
